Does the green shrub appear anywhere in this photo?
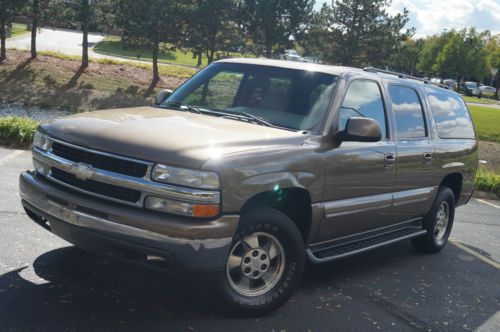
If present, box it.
[0,117,39,147]
[475,170,500,196]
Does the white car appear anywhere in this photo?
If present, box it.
[279,50,302,61]
[479,85,497,97]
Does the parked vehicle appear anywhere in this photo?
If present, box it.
[442,79,458,90]
[279,49,302,61]
[459,81,482,97]
[20,59,478,316]
[479,84,497,97]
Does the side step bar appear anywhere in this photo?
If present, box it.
[306,227,427,264]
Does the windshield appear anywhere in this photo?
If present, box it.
[465,83,477,88]
[162,63,338,132]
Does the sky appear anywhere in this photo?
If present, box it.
[314,0,500,38]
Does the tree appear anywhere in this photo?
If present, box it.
[389,38,424,75]
[0,0,28,61]
[433,28,489,82]
[30,0,39,59]
[186,0,240,66]
[81,0,90,68]
[117,0,181,83]
[239,0,314,58]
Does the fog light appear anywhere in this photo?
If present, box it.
[145,196,220,218]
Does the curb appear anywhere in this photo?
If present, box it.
[473,190,500,201]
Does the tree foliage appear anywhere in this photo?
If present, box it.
[0,0,29,60]
[238,0,314,58]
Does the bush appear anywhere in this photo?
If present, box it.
[475,170,500,197]
[0,117,39,148]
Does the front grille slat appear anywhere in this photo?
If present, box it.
[51,142,148,178]
[51,168,142,203]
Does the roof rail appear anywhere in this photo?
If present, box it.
[363,67,450,90]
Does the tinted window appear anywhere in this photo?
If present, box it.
[339,80,387,137]
[426,87,475,139]
[166,63,338,132]
[388,85,426,139]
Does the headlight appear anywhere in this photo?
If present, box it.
[151,164,219,189]
[33,131,50,151]
[145,196,220,218]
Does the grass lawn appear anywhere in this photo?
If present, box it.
[10,23,30,38]
[94,36,249,68]
[463,95,498,105]
[468,105,500,143]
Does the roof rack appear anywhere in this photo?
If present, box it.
[363,67,450,90]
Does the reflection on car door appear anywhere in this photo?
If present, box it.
[318,79,396,242]
[387,84,435,221]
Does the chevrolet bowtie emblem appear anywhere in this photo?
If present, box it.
[71,163,95,181]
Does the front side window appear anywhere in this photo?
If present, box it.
[164,63,339,132]
[388,85,426,139]
[338,80,387,137]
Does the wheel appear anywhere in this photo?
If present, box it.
[212,208,305,316]
[412,186,455,253]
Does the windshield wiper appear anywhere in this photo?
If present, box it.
[161,102,203,114]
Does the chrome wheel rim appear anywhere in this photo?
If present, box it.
[226,232,285,297]
[434,201,450,240]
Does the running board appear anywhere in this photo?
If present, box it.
[306,227,427,263]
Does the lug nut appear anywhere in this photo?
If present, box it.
[261,254,267,260]
[244,268,251,274]
[253,271,259,277]
[252,250,259,257]
[244,257,251,264]
[261,264,267,270]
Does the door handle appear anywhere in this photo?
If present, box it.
[423,152,433,164]
[384,153,395,167]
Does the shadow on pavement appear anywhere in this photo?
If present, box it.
[0,241,498,331]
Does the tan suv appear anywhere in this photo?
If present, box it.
[19,59,478,315]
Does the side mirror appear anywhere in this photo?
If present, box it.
[155,89,173,106]
[337,117,382,142]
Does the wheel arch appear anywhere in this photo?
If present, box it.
[439,172,463,204]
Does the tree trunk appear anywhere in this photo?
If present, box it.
[0,21,6,61]
[81,0,89,68]
[196,50,202,67]
[152,35,160,83]
[31,0,39,59]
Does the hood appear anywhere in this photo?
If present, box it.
[41,107,308,169]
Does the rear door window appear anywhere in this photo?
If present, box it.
[388,85,427,139]
[425,87,475,139]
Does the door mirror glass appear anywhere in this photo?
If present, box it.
[338,117,382,142]
[155,89,174,106]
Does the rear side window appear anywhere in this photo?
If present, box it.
[426,88,475,139]
[388,85,426,139]
[339,80,387,137]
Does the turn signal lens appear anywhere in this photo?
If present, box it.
[193,204,220,218]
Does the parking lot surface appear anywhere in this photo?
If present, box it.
[0,148,498,331]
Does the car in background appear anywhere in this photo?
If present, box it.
[479,85,497,98]
[459,82,482,98]
[442,79,458,90]
[279,49,302,61]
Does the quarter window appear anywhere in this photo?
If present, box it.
[339,80,387,137]
[388,85,426,139]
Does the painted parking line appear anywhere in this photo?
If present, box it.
[0,150,24,167]
[450,239,500,270]
[476,198,500,210]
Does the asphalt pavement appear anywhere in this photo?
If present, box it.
[0,148,498,331]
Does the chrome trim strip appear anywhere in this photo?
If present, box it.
[393,187,434,207]
[442,162,465,169]
[306,229,427,263]
[324,193,392,218]
[20,183,232,249]
[33,148,220,205]
[324,187,435,218]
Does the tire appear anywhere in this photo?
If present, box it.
[211,207,305,316]
[411,186,455,253]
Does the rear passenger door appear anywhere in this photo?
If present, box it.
[387,84,435,221]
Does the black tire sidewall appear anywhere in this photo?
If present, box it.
[215,208,305,316]
[425,187,455,249]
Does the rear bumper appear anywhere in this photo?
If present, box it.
[19,171,239,280]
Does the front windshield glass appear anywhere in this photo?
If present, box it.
[163,63,339,132]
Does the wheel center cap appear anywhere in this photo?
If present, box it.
[241,249,271,280]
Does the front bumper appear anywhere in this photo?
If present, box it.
[19,171,239,280]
